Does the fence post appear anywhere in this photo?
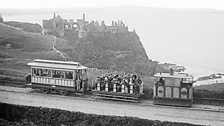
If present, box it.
[97,82,100,91]
[105,83,108,91]
[129,79,133,94]
[121,84,125,93]
[140,82,143,94]
[113,83,116,92]
[130,84,133,94]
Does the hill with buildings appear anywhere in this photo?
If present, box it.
[46,14,167,75]
[0,13,168,77]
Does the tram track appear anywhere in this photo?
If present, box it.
[0,85,224,125]
[1,80,224,106]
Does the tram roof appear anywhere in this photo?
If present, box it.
[154,72,193,79]
[27,59,87,70]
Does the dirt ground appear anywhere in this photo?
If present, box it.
[0,86,224,125]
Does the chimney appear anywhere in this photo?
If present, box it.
[170,68,174,75]
[53,13,56,19]
[83,13,85,21]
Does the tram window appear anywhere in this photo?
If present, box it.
[65,71,73,79]
[182,78,192,83]
[156,78,165,85]
[165,78,181,87]
[40,69,51,77]
[32,68,40,76]
[52,70,65,78]
[74,70,77,80]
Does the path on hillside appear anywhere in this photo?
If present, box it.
[50,35,68,61]
[0,85,224,126]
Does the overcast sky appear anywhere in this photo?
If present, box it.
[1,0,224,10]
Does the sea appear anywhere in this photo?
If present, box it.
[2,7,224,79]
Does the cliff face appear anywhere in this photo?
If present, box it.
[62,30,165,75]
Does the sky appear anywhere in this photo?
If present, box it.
[1,0,224,10]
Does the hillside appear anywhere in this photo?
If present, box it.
[0,22,61,77]
[194,83,224,92]
[0,18,166,77]
[197,73,224,81]
[56,29,166,76]
[4,21,42,33]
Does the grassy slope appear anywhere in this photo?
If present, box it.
[4,21,42,33]
[0,23,61,77]
[194,83,224,92]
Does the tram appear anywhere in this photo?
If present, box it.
[153,72,194,107]
[27,59,88,95]
[26,59,194,106]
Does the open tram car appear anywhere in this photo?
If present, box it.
[153,72,194,107]
[92,75,144,102]
[27,59,88,95]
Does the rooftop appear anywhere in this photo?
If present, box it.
[154,72,193,79]
[27,59,87,70]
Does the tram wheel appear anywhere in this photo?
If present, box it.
[43,89,50,94]
[60,90,67,96]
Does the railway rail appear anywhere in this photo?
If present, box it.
[1,79,224,106]
[0,80,25,87]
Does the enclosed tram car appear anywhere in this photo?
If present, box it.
[27,59,88,95]
[153,72,194,107]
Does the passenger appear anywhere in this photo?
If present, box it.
[100,76,105,90]
[118,76,123,92]
[134,76,142,94]
[76,77,81,90]
[124,78,129,93]
[67,72,73,79]
[116,77,122,92]
[156,78,165,85]
[93,76,101,90]
[82,70,88,93]
[108,74,113,91]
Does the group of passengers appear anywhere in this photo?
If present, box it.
[155,78,165,86]
[95,73,142,95]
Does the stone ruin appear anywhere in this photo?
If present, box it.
[42,13,64,37]
[42,13,129,38]
[0,14,3,22]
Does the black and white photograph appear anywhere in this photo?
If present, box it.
[0,0,224,125]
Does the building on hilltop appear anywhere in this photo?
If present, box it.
[42,13,129,38]
[76,13,89,38]
[107,20,128,33]
[42,13,64,37]
[63,13,89,38]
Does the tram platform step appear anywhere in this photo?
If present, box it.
[93,91,141,97]
[94,93,139,102]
